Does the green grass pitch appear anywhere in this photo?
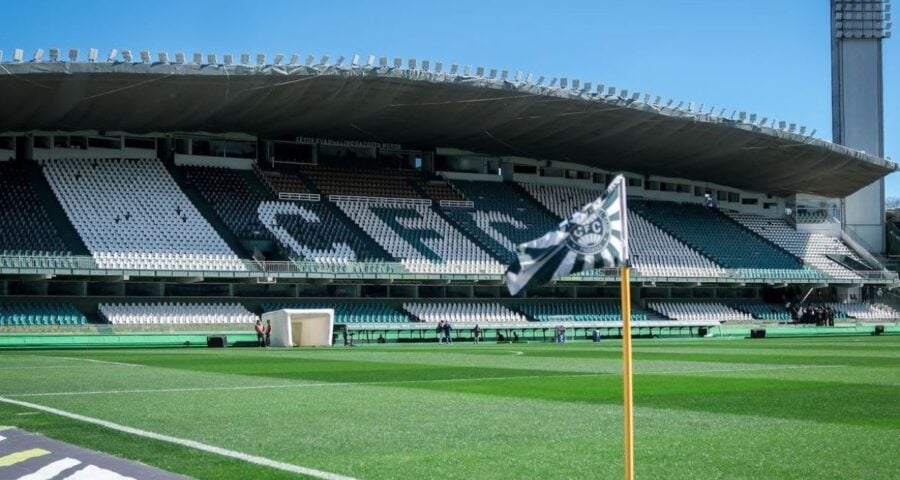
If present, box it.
[1,336,898,479]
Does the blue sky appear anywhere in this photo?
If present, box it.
[3,0,897,197]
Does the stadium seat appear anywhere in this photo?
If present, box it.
[630,200,822,280]
[403,303,527,323]
[99,302,258,325]
[41,158,245,271]
[816,302,900,320]
[725,212,864,279]
[335,200,504,274]
[0,162,70,256]
[520,183,726,278]
[647,302,752,322]
[263,303,410,324]
[442,180,560,264]
[187,166,393,264]
[0,303,85,327]
[301,166,418,198]
[183,165,272,241]
[258,201,391,263]
[728,302,791,321]
[517,302,649,322]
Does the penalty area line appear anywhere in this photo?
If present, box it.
[0,396,359,480]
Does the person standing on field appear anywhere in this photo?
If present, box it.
[444,320,453,345]
[254,319,265,347]
[265,319,272,347]
[436,320,445,344]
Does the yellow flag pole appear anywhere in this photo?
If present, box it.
[620,265,634,480]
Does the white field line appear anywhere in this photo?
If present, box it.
[0,396,358,480]
[3,364,844,399]
[42,356,145,368]
[0,366,85,370]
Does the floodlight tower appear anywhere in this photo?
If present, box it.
[831,0,892,252]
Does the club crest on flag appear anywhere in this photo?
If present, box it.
[566,209,611,255]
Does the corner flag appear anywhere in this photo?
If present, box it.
[504,175,629,295]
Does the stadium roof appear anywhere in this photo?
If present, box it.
[0,59,895,197]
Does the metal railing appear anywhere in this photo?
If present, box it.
[277,192,321,202]
[439,199,475,208]
[328,195,431,206]
[0,254,895,284]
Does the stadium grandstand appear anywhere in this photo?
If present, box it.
[0,44,898,346]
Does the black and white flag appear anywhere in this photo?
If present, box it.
[504,175,629,296]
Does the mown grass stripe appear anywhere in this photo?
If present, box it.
[3,364,842,398]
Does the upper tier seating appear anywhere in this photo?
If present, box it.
[417,179,464,202]
[335,200,503,274]
[795,210,831,224]
[99,302,257,325]
[43,159,244,271]
[731,302,791,321]
[184,165,271,241]
[647,302,752,322]
[0,162,69,256]
[265,173,312,194]
[517,302,649,322]
[628,212,726,278]
[519,183,605,219]
[631,200,821,280]
[521,183,725,278]
[301,166,422,198]
[819,302,900,320]
[258,201,391,263]
[264,303,410,323]
[299,166,466,202]
[443,180,560,264]
[404,303,527,323]
[0,303,85,326]
[725,212,863,279]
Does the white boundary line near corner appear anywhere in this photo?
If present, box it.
[0,395,359,480]
[3,364,846,399]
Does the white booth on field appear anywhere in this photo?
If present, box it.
[262,309,334,347]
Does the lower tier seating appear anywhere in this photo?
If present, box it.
[0,162,70,256]
[403,303,527,323]
[263,303,410,323]
[99,302,257,325]
[0,303,85,326]
[647,302,752,322]
[731,302,791,321]
[42,159,244,271]
[517,302,649,322]
[819,302,900,320]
